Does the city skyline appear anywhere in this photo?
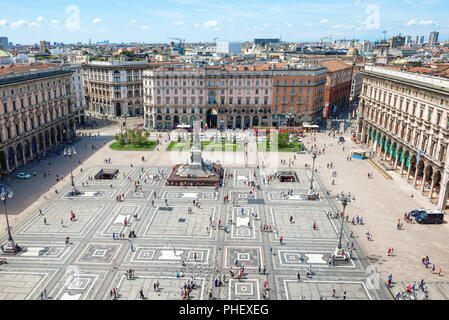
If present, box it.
[0,0,448,45]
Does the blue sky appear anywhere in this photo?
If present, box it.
[0,0,447,44]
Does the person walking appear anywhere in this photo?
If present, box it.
[139,288,145,299]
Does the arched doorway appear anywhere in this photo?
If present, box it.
[50,127,57,146]
[16,143,24,166]
[115,103,122,117]
[227,117,233,129]
[7,147,15,171]
[206,109,218,128]
[244,116,251,129]
[253,116,259,127]
[182,115,188,125]
[173,115,180,128]
[31,136,37,155]
[235,116,242,129]
[0,150,8,174]
[45,130,51,149]
[24,139,31,162]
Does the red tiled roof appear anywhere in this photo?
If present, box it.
[321,60,352,72]
[0,63,60,74]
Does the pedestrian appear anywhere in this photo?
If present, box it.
[139,288,145,299]
[280,236,283,245]
[439,268,442,276]
[343,291,346,300]
[130,243,134,252]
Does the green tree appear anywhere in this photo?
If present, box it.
[114,132,126,145]
[278,132,290,148]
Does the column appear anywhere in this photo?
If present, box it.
[414,165,419,186]
[5,151,9,173]
[437,174,449,209]
[29,141,34,160]
[407,157,413,180]
[394,147,400,169]
[22,146,27,166]
[421,169,427,192]
[401,150,407,175]
[13,150,18,170]
[429,173,436,200]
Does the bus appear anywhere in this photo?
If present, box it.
[351,149,368,159]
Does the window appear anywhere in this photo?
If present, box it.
[12,101,16,111]
[246,98,250,104]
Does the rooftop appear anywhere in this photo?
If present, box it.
[321,59,353,72]
[0,63,60,74]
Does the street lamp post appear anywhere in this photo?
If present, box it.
[334,191,355,259]
[309,151,318,193]
[64,146,76,192]
[1,188,17,253]
[123,113,130,143]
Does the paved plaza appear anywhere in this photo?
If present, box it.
[0,161,388,300]
[2,124,449,300]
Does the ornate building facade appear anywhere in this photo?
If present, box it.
[0,63,76,176]
[143,64,327,130]
[83,60,147,118]
[357,64,449,209]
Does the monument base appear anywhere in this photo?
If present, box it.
[166,164,223,187]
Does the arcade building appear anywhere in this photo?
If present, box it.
[0,63,76,177]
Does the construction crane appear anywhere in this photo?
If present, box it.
[167,37,185,55]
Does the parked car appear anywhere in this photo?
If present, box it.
[339,136,345,143]
[409,208,426,217]
[16,172,31,179]
[416,210,444,224]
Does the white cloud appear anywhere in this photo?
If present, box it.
[406,19,417,26]
[419,20,438,25]
[331,24,355,29]
[305,22,312,26]
[284,21,293,28]
[0,19,7,27]
[51,20,60,24]
[36,16,47,23]
[130,19,137,23]
[141,25,150,30]
[28,22,40,28]
[320,19,328,23]
[92,18,102,24]
[228,18,236,23]
[204,20,219,29]
[264,23,270,27]
[171,20,184,25]
[10,20,28,28]
[194,23,200,27]
[212,27,220,31]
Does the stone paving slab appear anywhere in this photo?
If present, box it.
[110,273,206,300]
